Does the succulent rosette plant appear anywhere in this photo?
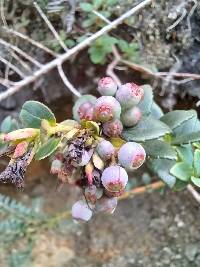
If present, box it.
[1,77,200,222]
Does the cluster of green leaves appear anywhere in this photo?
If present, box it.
[122,85,200,190]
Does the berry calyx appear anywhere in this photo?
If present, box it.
[96,140,115,160]
[71,200,92,222]
[118,142,146,170]
[101,165,128,192]
[94,96,121,123]
[115,83,144,109]
[97,77,117,96]
[102,119,123,137]
[121,106,142,127]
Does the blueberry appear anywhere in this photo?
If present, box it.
[71,200,92,222]
[118,142,146,170]
[121,106,142,127]
[115,83,144,109]
[101,165,128,192]
[96,140,115,160]
[95,196,118,214]
[94,96,121,123]
[102,119,123,137]
[73,95,96,122]
[97,77,117,96]
[85,185,103,204]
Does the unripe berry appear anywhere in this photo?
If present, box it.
[121,106,142,127]
[96,140,115,160]
[115,83,144,109]
[102,119,123,137]
[73,95,96,122]
[97,77,117,96]
[101,165,128,192]
[118,142,146,170]
[85,185,103,204]
[95,196,117,214]
[94,96,121,123]
[50,159,62,174]
[71,200,92,222]
[74,150,93,167]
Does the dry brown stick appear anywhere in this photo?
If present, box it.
[0,0,152,102]
[118,181,165,201]
[106,46,122,86]
[187,184,200,204]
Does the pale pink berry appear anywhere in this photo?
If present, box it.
[118,142,146,170]
[96,140,115,160]
[94,96,121,123]
[71,200,92,222]
[121,106,142,127]
[85,185,103,204]
[50,159,62,174]
[95,196,118,214]
[73,95,96,122]
[116,83,144,109]
[97,77,117,96]
[101,165,128,192]
[102,119,123,137]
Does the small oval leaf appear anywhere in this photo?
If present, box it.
[191,176,200,187]
[35,137,61,160]
[20,101,56,128]
[170,162,193,182]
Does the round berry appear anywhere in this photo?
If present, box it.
[50,159,62,174]
[73,95,97,122]
[95,196,117,214]
[101,165,128,192]
[97,77,117,96]
[115,83,144,109]
[85,185,103,204]
[118,142,146,170]
[71,200,92,222]
[121,106,142,127]
[102,119,123,137]
[96,140,115,160]
[94,96,121,123]
[76,149,93,167]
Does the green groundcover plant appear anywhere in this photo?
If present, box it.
[0,77,200,222]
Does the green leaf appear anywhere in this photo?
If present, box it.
[170,162,193,182]
[79,3,93,12]
[172,180,188,191]
[20,101,56,129]
[160,110,196,130]
[138,84,153,115]
[193,149,200,177]
[122,115,171,142]
[93,0,103,8]
[150,101,164,119]
[176,144,193,165]
[1,116,18,133]
[149,158,176,188]
[90,49,106,64]
[143,140,177,160]
[191,176,200,187]
[35,137,60,160]
[173,112,200,136]
[171,131,200,145]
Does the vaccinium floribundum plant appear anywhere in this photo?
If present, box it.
[1,77,200,222]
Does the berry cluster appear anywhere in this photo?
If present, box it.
[65,77,146,222]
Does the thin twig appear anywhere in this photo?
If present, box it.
[0,77,16,86]
[106,46,122,86]
[166,8,187,32]
[187,184,200,204]
[187,0,198,33]
[0,56,26,78]
[0,0,7,26]
[2,27,58,57]
[0,39,43,68]
[0,0,152,102]
[57,63,82,97]
[118,181,165,200]
[33,1,68,52]
[11,52,32,73]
